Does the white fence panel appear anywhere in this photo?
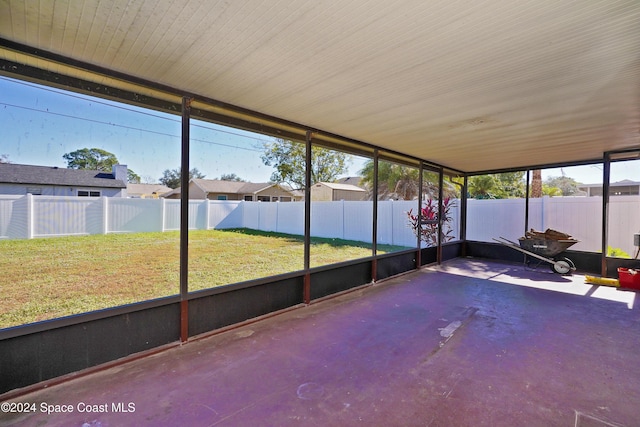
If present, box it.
[0,196,19,238]
[33,196,102,237]
[108,198,163,233]
[609,196,640,256]
[377,200,418,247]
[343,201,373,243]
[257,202,279,232]
[467,196,640,255]
[449,200,461,242]
[467,198,526,243]
[242,202,261,232]
[276,202,304,235]
[188,200,207,230]
[528,197,602,252]
[163,200,181,231]
[208,201,243,229]
[311,201,344,239]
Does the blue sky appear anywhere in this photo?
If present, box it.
[0,76,637,185]
[0,75,369,184]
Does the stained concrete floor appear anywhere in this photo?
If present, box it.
[1,258,639,427]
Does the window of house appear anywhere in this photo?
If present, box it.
[217,195,228,200]
[272,196,279,202]
[78,190,101,197]
[257,196,270,202]
[26,187,42,195]
[280,197,291,202]
[244,195,253,201]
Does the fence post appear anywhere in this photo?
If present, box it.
[26,193,33,239]
[342,199,345,240]
[541,196,546,231]
[390,199,394,246]
[205,199,210,230]
[161,198,166,232]
[102,196,109,235]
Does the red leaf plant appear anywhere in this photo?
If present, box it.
[407,198,456,247]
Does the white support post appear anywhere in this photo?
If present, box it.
[205,199,211,230]
[541,196,546,231]
[342,199,346,240]
[102,196,109,235]
[26,193,34,239]
[161,198,166,232]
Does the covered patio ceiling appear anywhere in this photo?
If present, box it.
[1,0,639,173]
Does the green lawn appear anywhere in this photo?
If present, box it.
[0,229,408,328]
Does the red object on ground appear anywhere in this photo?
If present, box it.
[618,267,640,290]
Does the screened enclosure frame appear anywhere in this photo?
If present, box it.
[1,38,639,397]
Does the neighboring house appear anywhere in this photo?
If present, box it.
[0,163,128,197]
[163,179,301,201]
[127,183,173,198]
[578,180,640,197]
[311,182,366,201]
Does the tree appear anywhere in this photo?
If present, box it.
[359,160,458,200]
[531,170,542,198]
[63,148,118,171]
[467,175,497,199]
[218,173,245,182]
[544,176,581,196]
[467,172,526,199]
[62,147,140,183]
[159,167,205,189]
[359,160,419,200]
[260,139,350,189]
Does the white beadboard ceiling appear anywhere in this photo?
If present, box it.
[1,0,639,172]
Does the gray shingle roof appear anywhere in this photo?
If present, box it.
[0,163,126,188]
[192,179,274,194]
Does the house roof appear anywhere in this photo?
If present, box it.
[127,183,173,196]
[578,180,640,188]
[191,179,276,195]
[316,182,366,192]
[1,1,638,173]
[336,177,363,187]
[0,163,126,188]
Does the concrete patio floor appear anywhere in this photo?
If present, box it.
[1,258,639,426]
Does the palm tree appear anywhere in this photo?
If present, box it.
[531,170,542,198]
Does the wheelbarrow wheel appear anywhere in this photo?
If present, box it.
[551,258,574,275]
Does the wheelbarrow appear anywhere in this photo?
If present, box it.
[493,235,578,274]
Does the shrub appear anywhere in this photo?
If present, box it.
[407,198,456,247]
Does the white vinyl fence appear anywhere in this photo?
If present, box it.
[467,196,640,255]
[1,195,638,255]
[0,196,420,247]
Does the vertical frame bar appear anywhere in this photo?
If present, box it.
[303,131,312,303]
[416,163,423,267]
[460,174,468,257]
[601,153,611,277]
[524,170,531,234]
[180,96,192,342]
[371,149,379,281]
[437,167,444,264]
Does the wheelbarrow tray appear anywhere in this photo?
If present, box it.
[517,237,578,258]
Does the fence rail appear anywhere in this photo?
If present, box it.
[1,195,638,255]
